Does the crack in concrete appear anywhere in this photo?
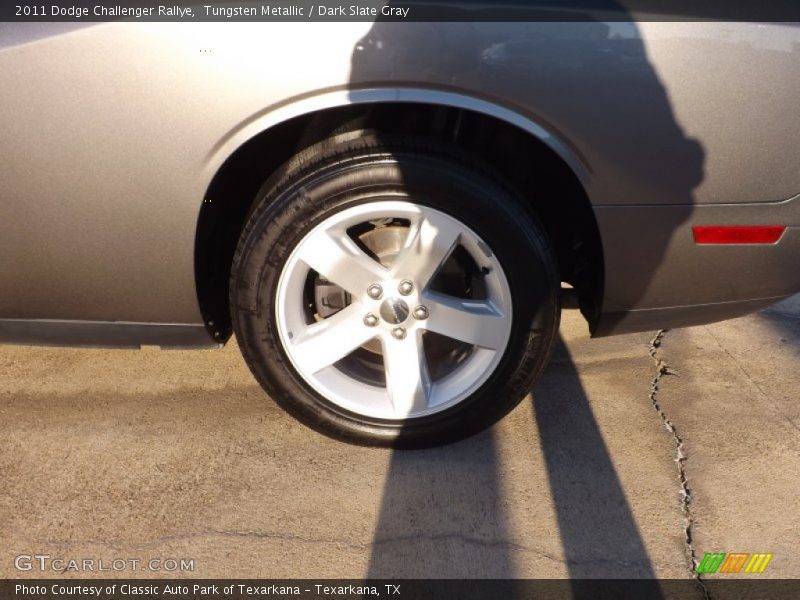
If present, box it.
[648,330,710,600]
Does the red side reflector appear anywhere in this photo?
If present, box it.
[692,225,786,245]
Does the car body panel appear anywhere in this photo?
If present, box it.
[1,21,799,344]
[594,194,800,334]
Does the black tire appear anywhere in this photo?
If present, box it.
[230,131,560,447]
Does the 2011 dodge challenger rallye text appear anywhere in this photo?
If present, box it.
[1,9,799,447]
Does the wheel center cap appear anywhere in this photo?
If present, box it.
[379,297,410,324]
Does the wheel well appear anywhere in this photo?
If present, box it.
[196,102,603,342]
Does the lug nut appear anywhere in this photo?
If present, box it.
[398,279,414,296]
[367,284,383,299]
[363,313,379,327]
[412,305,429,320]
[391,327,407,340]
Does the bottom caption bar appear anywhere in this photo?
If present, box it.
[3,579,800,599]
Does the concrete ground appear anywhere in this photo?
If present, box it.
[0,296,798,584]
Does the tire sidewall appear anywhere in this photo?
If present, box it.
[232,138,560,447]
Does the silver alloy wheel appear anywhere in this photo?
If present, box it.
[275,201,513,420]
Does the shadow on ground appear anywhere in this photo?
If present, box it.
[761,296,800,345]
[368,336,662,592]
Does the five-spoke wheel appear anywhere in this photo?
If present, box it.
[275,201,513,420]
[231,132,559,447]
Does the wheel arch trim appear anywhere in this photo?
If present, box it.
[200,86,593,194]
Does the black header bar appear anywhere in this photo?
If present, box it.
[5,1,800,22]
